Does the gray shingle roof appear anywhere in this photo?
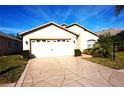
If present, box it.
[0,31,21,42]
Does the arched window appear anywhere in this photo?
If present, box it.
[87,39,96,48]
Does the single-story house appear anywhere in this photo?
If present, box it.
[20,22,98,57]
[0,31,22,56]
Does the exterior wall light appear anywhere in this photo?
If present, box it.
[26,41,28,45]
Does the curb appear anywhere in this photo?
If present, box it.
[15,60,31,87]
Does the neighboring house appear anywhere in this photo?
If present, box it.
[20,22,98,57]
[0,31,22,56]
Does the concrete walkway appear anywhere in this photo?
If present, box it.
[16,56,124,87]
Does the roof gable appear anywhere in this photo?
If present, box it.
[66,23,98,37]
[20,22,79,37]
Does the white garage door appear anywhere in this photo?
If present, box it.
[31,39,75,57]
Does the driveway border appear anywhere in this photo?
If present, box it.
[15,60,31,87]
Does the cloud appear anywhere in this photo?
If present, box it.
[0,27,22,34]
[61,8,73,23]
[73,6,109,23]
[1,5,123,33]
[22,6,50,22]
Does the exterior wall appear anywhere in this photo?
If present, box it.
[76,35,81,49]
[23,25,77,51]
[67,25,98,52]
[0,36,22,55]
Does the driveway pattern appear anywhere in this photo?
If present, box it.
[16,56,124,87]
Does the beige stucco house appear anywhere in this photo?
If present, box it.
[20,22,98,57]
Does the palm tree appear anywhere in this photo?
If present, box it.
[115,5,124,16]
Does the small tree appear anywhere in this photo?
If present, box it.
[16,33,22,40]
[83,33,113,58]
[83,32,124,59]
[115,5,124,16]
[95,32,113,52]
[114,31,124,51]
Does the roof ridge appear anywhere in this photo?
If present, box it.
[19,22,55,35]
[66,23,98,37]
[19,22,79,36]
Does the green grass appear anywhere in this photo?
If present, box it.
[0,55,27,83]
[83,52,124,70]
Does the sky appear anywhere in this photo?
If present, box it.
[0,5,124,35]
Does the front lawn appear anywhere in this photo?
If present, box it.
[0,55,27,83]
[83,52,124,69]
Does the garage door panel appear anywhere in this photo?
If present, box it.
[31,39,74,57]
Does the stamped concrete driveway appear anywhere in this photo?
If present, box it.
[16,56,124,87]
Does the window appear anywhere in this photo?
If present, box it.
[0,40,2,46]
[57,40,61,42]
[47,40,50,42]
[87,39,96,42]
[42,40,46,42]
[62,40,65,42]
[37,40,40,42]
[32,40,35,43]
[87,44,91,48]
[73,40,75,44]
[87,39,96,48]
[67,40,69,42]
[53,40,56,42]
[8,41,11,49]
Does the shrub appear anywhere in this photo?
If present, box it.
[83,48,93,55]
[83,47,111,58]
[92,47,111,57]
[84,33,113,58]
[22,50,30,59]
[74,49,81,56]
